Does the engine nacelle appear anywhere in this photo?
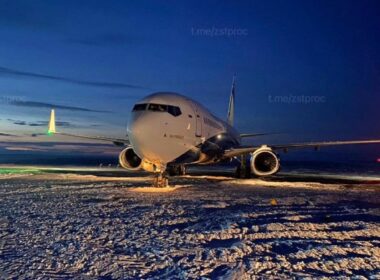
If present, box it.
[118,147,142,170]
[118,147,160,172]
[250,146,280,176]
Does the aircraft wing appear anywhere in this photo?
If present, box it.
[47,109,129,146]
[223,139,380,158]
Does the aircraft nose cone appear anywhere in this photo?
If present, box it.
[127,111,188,165]
[127,113,166,162]
[127,113,149,149]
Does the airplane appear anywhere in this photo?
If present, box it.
[47,77,380,187]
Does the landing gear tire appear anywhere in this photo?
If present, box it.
[179,165,186,176]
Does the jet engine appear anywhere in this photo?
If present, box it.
[250,146,280,176]
[118,147,142,170]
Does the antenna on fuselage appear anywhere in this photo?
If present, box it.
[227,74,236,127]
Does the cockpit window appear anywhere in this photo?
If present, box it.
[133,103,181,117]
[132,103,147,111]
[168,106,181,116]
[148,103,168,112]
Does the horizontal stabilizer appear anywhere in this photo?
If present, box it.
[240,132,281,138]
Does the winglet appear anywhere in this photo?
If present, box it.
[47,109,56,135]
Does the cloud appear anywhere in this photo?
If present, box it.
[9,100,108,113]
[0,66,148,90]
[9,119,74,128]
[70,33,138,47]
[5,146,47,152]
[30,133,46,138]
[13,120,26,125]
[28,121,72,127]
[27,122,47,127]
[0,133,18,137]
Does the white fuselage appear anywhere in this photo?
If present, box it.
[127,92,241,171]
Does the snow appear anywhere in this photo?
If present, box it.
[0,169,379,278]
[130,186,185,193]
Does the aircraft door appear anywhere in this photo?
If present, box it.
[196,114,202,137]
[193,105,202,137]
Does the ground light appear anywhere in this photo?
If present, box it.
[0,167,42,175]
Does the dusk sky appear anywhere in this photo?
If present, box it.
[0,0,379,160]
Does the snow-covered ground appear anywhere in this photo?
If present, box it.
[0,169,379,279]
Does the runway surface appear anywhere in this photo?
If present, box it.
[0,167,379,279]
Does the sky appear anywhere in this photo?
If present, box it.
[0,0,379,162]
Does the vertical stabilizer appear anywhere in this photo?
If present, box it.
[48,109,56,135]
[227,75,236,126]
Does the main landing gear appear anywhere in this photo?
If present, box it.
[167,165,186,176]
[235,154,251,179]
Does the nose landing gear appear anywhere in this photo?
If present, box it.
[153,172,169,188]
